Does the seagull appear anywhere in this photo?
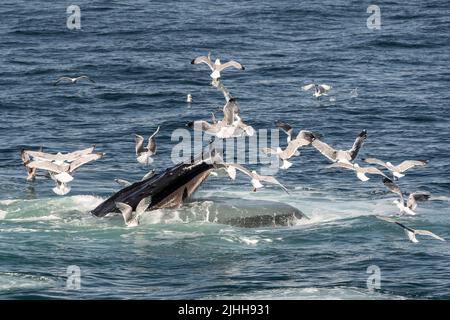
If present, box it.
[328,162,389,182]
[376,216,445,243]
[23,145,96,163]
[114,179,131,188]
[135,127,160,165]
[302,83,332,98]
[382,178,430,215]
[21,148,40,181]
[363,158,428,180]
[312,130,368,164]
[114,170,156,189]
[350,88,358,98]
[262,127,315,169]
[221,163,289,194]
[191,53,245,80]
[115,196,152,227]
[26,152,104,195]
[54,76,95,85]
[232,114,255,137]
[187,94,193,103]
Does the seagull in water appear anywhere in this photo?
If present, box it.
[135,127,160,165]
[262,121,315,169]
[363,158,428,180]
[116,196,152,227]
[382,178,430,216]
[328,162,389,182]
[54,76,95,85]
[21,148,41,181]
[302,83,332,98]
[376,216,445,243]
[191,53,245,80]
[312,129,368,164]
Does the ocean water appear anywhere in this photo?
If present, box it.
[1,0,450,299]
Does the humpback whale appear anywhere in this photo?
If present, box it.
[91,153,307,227]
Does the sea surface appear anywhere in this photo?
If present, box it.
[0,0,449,299]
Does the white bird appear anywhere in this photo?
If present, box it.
[262,124,315,169]
[26,152,104,195]
[54,75,95,85]
[21,148,39,181]
[221,163,289,194]
[23,145,96,163]
[377,216,445,243]
[114,179,131,188]
[115,196,152,227]
[302,83,332,98]
[191,53,245,80]
[350,88,358,98]
[328,162,389,182]
[187,94,193,103]
[312,130,368,164]
[382,178,430,215]
[363,158,428,180]
[135,127,160,165]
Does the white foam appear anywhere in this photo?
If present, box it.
[0,210,7,220]
[0,199,18,206]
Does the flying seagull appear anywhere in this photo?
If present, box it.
[23,145,96,163]
[54,76,95,85]
[135,126,160,165]
[382,178,430,215]
[116,196,152,227]
[312,130,368,164]
[363,158,428,179]
[26,152,105,195]
[221,163,289,194]
[377,216,445,243]
[328,162,389,182]
[191,53,245,80]
[302,83,332,98]
[262,126,315,169]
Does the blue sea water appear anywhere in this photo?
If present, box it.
[0,0,450,299]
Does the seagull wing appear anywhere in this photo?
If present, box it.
[142,169,156,181]
[414,229,446,241]
[115,179,131,187]
[259,175,290,194]
[69,152,104,172]
[27,161,64,174]
[261,148,278,156]
[77,75,95,83]
[364,167,389,178]
[21,149,31,164]
[65,145,96,162]
[382,178,404,203]
[116,202,133,224]
[347,130,368,161]
[376,215,397,224]
[216,60,244,72]
[191,55,214,71]
[134,134,145,155]
[54,77,72,85]
[319,84,332,91]
[188,120,216,132]
[227,163,253,178]
[223,100,236,125]
[136,196,152,215]
[327,162,355,170]
[302,84,315,91]
[362,157,389,169]
[312,138,337,162]
[395,160,429,173]
[295,130,315,145]
[407,192,431,211]
[275,120,293,139]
